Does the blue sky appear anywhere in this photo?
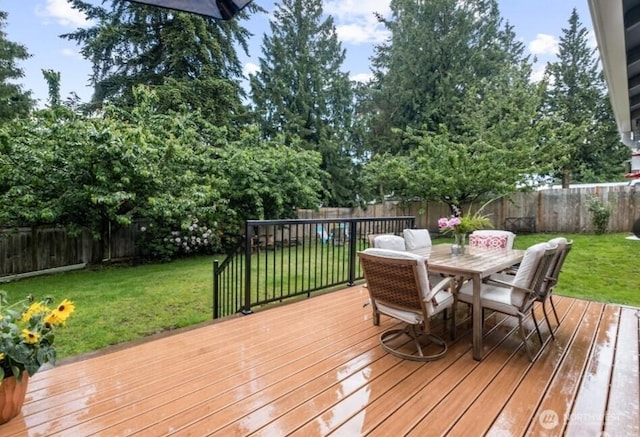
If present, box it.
[2,0,595,106]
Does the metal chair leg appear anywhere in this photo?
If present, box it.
[531,307,544,344]
[542,300,556,340]
[549,295,560,326]
[519,315,534,362]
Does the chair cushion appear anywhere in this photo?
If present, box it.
[403,229,432,250]
[469,234,508,249]
[375,302,424,324]
[373,235,406,251]
[458,282,521,316]
[511,242,547,290]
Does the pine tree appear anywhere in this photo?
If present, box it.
[62,0,253,126]
[249,0,357,206]
[361,0,543,209]
[0,11,33,122]
[543,8,628,186]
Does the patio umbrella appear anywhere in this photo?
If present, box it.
[122,0,253,20]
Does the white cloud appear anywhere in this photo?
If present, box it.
[528,33,559,56]
[36,0,92,27]
[530,65,546,83]
[325,1,391,45]
[61,48,82,59]
[243,62,260,77]
[350,72,373,83]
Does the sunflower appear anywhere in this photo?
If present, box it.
[21,329,40,344]
[21,301,50,323]
[52,299,75,324]
[44,312,60,326]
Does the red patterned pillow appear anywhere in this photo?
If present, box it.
[469,234,508,249]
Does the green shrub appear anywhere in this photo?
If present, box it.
[587,197,611,235]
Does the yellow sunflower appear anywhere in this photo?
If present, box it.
[44,312,60,326]
[52,299,75,324]
[21,301,50,323]
[21,329,40,344]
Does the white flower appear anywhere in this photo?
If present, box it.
[140,226,147,232]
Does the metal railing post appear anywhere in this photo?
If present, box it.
[242,222,253,315]
[213,259,219,319]
[347,219,358,286]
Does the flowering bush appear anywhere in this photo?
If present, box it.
[166,218,215,255]
[0,291,75,382]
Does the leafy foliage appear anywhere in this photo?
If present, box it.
[0,11,33,123]
[361,0,543,211]
[541,9,627,185]
[587,197,611,235]
[249,0,358,206]
[62,0,254,129]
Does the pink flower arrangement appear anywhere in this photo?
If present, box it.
[438,213,492,235]
[438,217,462,233]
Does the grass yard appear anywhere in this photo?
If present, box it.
[0,232,638,361]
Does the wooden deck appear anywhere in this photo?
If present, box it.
[2,286,639,436]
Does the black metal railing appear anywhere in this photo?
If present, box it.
[212,216,415,318]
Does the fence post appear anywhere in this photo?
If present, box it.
[347,219,358,286]
[212,259,219,319]
[242,222,253,315]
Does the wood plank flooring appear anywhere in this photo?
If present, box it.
[1,285,638,436]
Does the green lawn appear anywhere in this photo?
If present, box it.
[1,233,637,360]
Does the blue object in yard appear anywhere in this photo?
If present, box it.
[316,225,330,244]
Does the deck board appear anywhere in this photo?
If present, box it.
[0,285,637,436]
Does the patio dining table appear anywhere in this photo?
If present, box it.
[408,244,525,361]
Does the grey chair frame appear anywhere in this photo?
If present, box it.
[460,245,557,361]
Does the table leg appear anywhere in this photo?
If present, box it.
[472,273,483,361]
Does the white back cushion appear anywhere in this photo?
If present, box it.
[373,235,406,251]
[403,229,432,250]
[511,242,548,289]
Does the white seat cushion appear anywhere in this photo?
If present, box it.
[457,282,522,316]
[403,229,432,250]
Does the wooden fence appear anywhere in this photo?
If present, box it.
[1,185,638,277]
[299,185,640,234]
[0,224,139,278]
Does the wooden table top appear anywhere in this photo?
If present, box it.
[409,244,525,278]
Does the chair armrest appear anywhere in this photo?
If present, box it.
[485,277,513,288]
[429,276,454,306]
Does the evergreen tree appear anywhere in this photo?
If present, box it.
[249,0,357,206]
[361,0,543,209]
[62,0,254,127]
[542,8,628,186]
[368,0,522,154]
[0,11,33,122]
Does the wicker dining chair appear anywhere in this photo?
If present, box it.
[358,248,454,361]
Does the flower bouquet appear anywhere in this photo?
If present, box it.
[438,210,493,254]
